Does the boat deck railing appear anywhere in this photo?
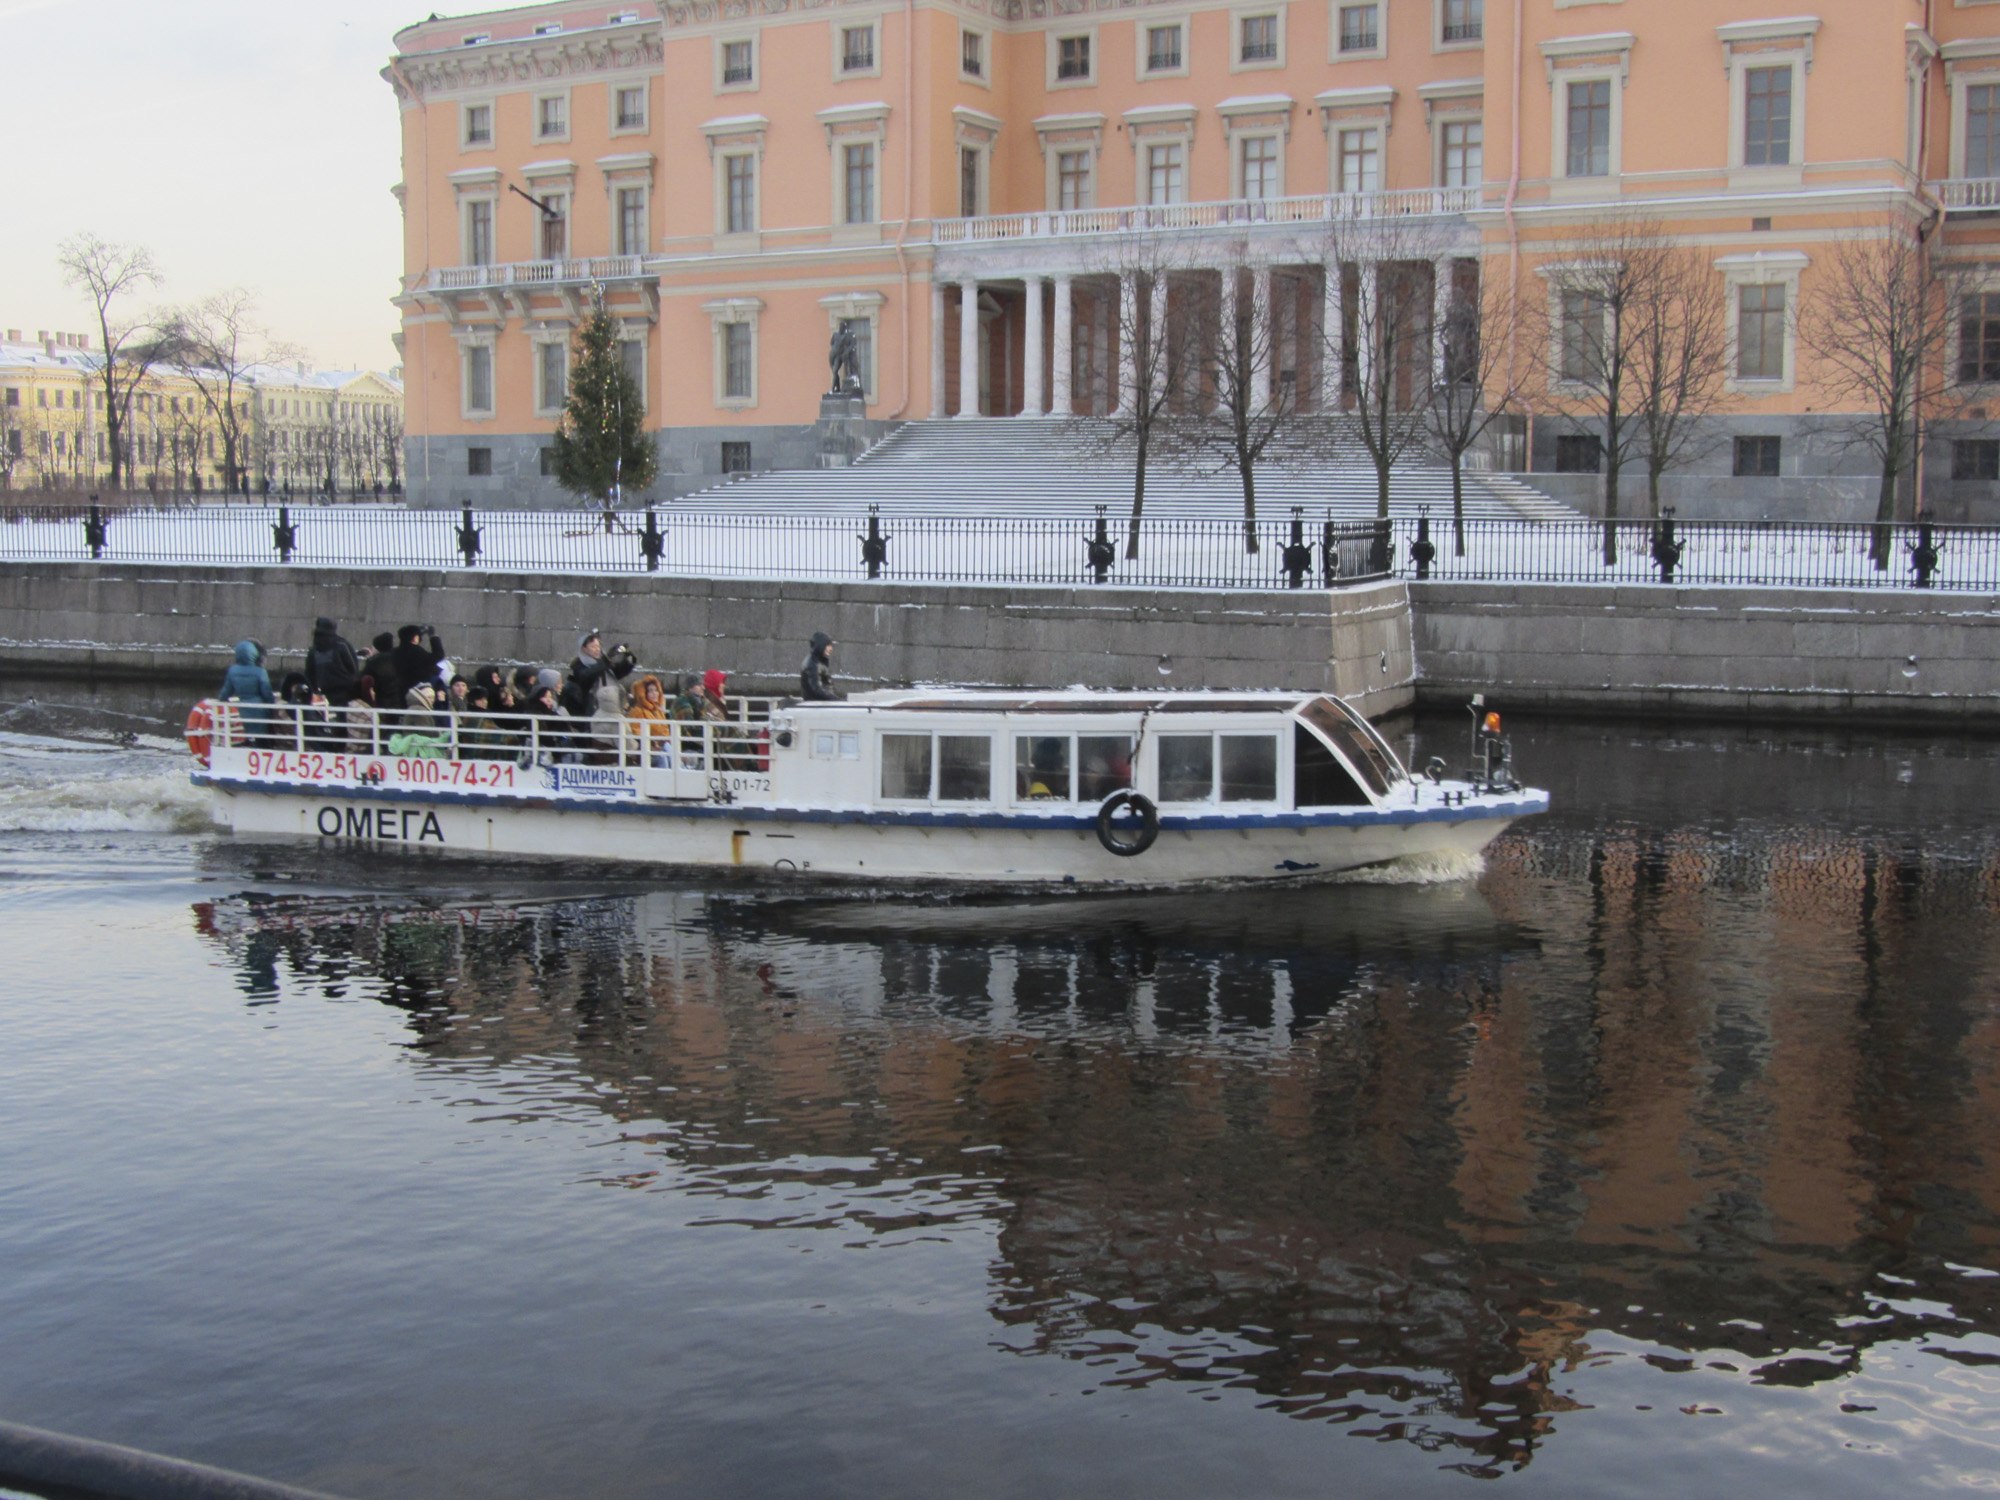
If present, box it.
[199,697,783,773]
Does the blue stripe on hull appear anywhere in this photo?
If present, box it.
[195,773,1549,833]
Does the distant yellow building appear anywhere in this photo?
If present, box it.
[0,327,403,496]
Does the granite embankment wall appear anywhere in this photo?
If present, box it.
[1413,583,2000,725]
[0,566,1417,719]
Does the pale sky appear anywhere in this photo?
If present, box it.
[0,0,441,371]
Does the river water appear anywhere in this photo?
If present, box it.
[0,688,1996,1499]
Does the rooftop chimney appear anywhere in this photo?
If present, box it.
[4,329,18,344]
[36,330,48,343]
[44,338,56,357]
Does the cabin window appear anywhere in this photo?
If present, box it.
[881,732,992,800]
[1298,696,1401,794]
[881,734,932,800]
[1219,736,1278,802]
[1294,724,1372,806]
[812,730,860,760]
[1014,733,1133,802]
[1157,734,1213,802]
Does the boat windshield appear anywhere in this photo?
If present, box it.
[1297,697,1404,798]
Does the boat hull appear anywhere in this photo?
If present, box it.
[199,775,1545,889]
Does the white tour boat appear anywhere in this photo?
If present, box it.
[185,689,1547,889]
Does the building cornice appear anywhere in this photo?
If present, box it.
[384,26,662,103]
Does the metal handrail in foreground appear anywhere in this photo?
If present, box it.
[0,501,1990,591]
[0,1417,343,1500]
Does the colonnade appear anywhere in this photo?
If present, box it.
[928,258,1463,419]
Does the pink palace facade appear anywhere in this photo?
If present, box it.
[386,0,2000,512]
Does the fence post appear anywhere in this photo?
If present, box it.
[456,506,482,567]
[83,497,107,560]
[1321,516,1339,588]
[1086,506,1116,584]
[1410,509,1436,581]
[1650,507,1684,585]
[1282,507,1312,589]
[1370,517,1391,577]
[859,505,889,580]
[1909,522,1940,589]
[272,505,297,564]
[640,509,666,572]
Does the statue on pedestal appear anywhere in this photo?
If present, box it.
[828,323,862,396]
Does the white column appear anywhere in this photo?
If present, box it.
[1051,274,1075,417]
[957,280,980,417]
[929,280,948,418]
[1216,268,1237,414]
[1356,261,1378,400]
[1252,265,1274,408]
[1322,261,1345,410]
[1116,274,1139,416]
[1022,277,1045,416]
[1148,275,1169,410]
[1432,257,1455,388]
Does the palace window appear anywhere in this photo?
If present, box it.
[840,24,875,73]
[843,142,877,224]
[1970,85,2000,179]
[1744,66,1793,168]
[537,95,567,141]
[620,338,646,409]
[1057,150,1093,210]
[721,39,755,86]
[1338,4,1380,55]
[1056,33,1092,82]
[1559,290,1606,383]
[836,315,875,398]
[1239,13,1279,65]
[1566,79,1611,176]
[1147,144,1185,205]
[723,322,753,400]
[1961,291,2000,384]
[960,146,981,218]
[1737,284,1787,382]
[614,86,647,131]
[538,194,568,259]
[721,441,752,474]
[961,28,985,79]
[462,103,492,147]
[1240,135,1280,200]
[1146,24,1182,73]
[466,446,492,476]
[725,154,756,234]
[1440,0,1482,46]
[616,187,647,256]
[1554,434,1602,473]
[536,340,567,415]
[1733,435,1781,478]
[1338,128,1380,194]
[1953,438,1999,481]
[1441,119,1483,187]
[465,199,493,266]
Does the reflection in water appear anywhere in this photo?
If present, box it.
[187,751,2000,1480]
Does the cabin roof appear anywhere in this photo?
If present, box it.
[800,690,1318,716]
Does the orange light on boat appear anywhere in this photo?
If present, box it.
[1482,712,1503,735]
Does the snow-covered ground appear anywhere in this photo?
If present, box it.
[0,502,1987,592]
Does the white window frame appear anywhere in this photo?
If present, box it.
[1715,251,1807,395]
[1535,260,1617,393]
[1054,148,1094,211]
[1337,124,1382,194]
[1048,28,1098,90]
[953,106,1002,219]
[533,189,571,260]
[835,19,881,81]
[1541,35,1632,194]
[618,331,649,413]
[1945,44,2000,179]
[610,82,649,135]
[718,148,760,240]
[458,338,496,420]
[460,193,497,266]
[611,181,650,257]
[1432,109,1483,188]
[821,291,886,404]
[533,90,570,144]
[1434,0,1484,52]
[1137,19,1189,81]
[1145,141,1187,205]
[705,297,763,410]
[959,24,991,86]
[1331,1,1386,63]
[1232,9,1286,74]
[460,98,495,151]
[532,333,569,418]
[819,104,890,241]
[1124,105,1195,204]
[1725,47,1808,184]
[715,34,758,94]
[1036,113,1106,212]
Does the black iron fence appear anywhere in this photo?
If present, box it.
[0,499,1990,592]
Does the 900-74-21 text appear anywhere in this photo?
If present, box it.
[240,751,519,789]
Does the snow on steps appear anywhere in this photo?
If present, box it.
[683,417,1583,523]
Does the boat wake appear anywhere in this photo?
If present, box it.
[1331,848,1488,885]
[0,735,212,834]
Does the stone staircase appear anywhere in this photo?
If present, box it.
[681,416,1582,522]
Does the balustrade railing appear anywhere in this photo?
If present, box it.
[426,255,648,293]
[1934,177,2000,211]
[933,187,1482,244]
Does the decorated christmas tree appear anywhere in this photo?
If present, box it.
[551,294,655,511]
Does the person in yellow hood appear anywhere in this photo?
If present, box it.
[626,673,673,767]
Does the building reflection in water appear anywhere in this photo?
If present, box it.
[188,796,2000,1478]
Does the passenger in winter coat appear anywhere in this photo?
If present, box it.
[517,683,570,762]
[626,674,673,767]
[800,632,843,701]
[387,625,447,701]
[304,617,362,705]
[362,632,400,716]
[219,640,275,745]
[588,679,627,765]
[388,683,448,758]
[560,631,637,717]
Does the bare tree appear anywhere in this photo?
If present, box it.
[1085,237,1207,559]
[1425,267,1529,555]
[1161,259,1302,552]
[1533,217,1697,562]
[161,289,294,496]
[1629,249,1732,521]
[0,398,21,489]
[1798,228,1965,567]
[58,234,163,490]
